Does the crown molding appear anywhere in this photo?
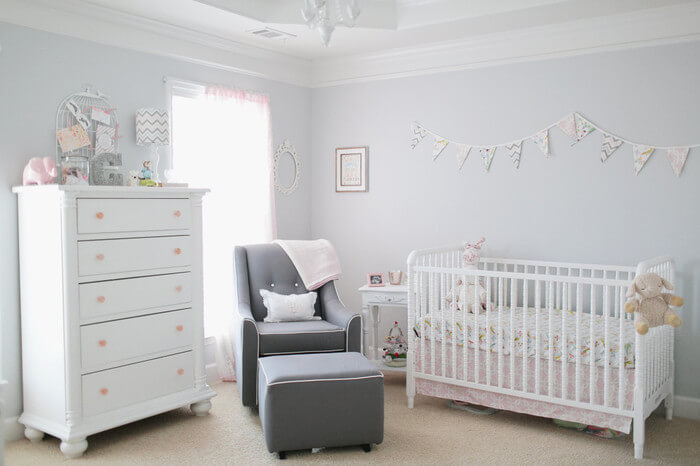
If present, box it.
[311,2,700,87]
[0,0,313,87]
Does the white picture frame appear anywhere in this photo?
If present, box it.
[335,146,368,192]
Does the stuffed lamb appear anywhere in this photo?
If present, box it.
[624,272,684,335]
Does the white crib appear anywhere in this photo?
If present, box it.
[406,245,675,460]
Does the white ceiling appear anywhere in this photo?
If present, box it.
[2,0,700,86]
[77,0,697,59]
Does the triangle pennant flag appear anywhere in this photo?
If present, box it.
[505,141,523,168]
[600,134,623,162]
[456,144,471,170]
[532,129,550,157]
[409,122,427,149]
[480,147,496,171]
[573,113,595,144]
[557,113,577,141]
[432,137,448,160]
[666,147,690,177]
[633,145,655,175]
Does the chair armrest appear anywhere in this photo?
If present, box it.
[320,282,362,353]
[233,246,260,406]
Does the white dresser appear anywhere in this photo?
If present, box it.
[13,185,215,459]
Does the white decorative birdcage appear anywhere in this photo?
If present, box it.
[55,85,120,184]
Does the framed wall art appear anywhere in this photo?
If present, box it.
[335,146,368,192]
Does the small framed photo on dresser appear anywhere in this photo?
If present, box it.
[367,272,385,287]
[336,146,368,192]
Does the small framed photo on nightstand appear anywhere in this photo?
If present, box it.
[367,272,385,287]
[336,146,368,192]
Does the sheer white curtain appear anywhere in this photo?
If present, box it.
[171,83,275,381]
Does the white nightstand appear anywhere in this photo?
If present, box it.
[358,284,408,373]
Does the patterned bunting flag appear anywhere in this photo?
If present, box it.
[573,114,595,143]
[456,144,471,170]
[600,134,623,162]
[633,145,655,175]
[532,129,550,157]
[432,138,449,160]
[409,122,427,149]
[505,141,523,168]
[557,113,577,141]
[666,147,690,177]
[480,147,496,171]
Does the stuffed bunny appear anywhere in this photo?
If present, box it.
[624,272,684,335]
[445,279,494,314]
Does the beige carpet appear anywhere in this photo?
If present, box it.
[6,373,700,465]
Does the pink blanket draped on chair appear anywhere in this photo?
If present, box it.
[273,239,342,290]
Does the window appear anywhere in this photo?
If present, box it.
[169,80,275,343]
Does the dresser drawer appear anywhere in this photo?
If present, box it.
[77,198,190,234]
[81,309,193,372]
[78,236,191,277]
[80,273,192,321]
[82,352,193,417]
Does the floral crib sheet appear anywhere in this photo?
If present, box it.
[414,307,636,368]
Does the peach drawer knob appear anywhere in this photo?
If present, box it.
[100,388,109,396]
[98,339,107,347]
[96,254,105,261]
[176,325,184,332]
[177,368,184,375]
[175,285,183,292]
[174,210,182,218]
[97,296,106,303]
[96,212,104,220]
[174,248,182,255]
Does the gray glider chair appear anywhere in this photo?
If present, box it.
[233,243,362,407]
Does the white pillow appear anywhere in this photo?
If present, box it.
[259,289,320,323]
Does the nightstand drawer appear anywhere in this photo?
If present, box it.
[80,273,192,321]
[81,309,193,372]
[77,198,190,234]
[82,352,193,417]
[78,236,191,277]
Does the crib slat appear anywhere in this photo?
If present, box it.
[486,275,492,386]
[603,285,610,407]
[562,270,571,399]
[474,272,480,386]
[547,280,554,398]
[590,283,596,405]
[535,279,541,396]
[618,285,625,409]
[441,257,446,379]
[510,270,516,391]
[575,282,582,402]
[498,277,504,388]
[462,272,468,382]
[522,275,529,393]
[430,267,436,377]
[421,268,426,377]
[451,265,456,380]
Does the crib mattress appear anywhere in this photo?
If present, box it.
[414,307,636,368]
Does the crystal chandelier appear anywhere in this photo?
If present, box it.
[301,0,360,46]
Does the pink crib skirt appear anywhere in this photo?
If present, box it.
[414,342,634,433]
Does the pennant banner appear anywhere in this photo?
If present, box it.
[532,129,550,157]
[410,123,427,149]
[666,147,689,177]
[480,147,496,171]
[557,113,577,141]
[574,114,595,143]
[505,141,522,168]
[432,137,448,160]
[600,134,623,162]
[633,145,655,175]
[410,112,696,177]
[456,144,471,170]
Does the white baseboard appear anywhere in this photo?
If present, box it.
[3,416,24,443]
[674,395,700,421]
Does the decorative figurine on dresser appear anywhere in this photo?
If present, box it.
[12,185,215,459]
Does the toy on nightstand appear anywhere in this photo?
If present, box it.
[624,272,684,335]
[382,321,407,367]
[126,170,140,187]
[138,161,157,187]
[23,157,57,185]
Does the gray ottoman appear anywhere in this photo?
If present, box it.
[257,352,384,459]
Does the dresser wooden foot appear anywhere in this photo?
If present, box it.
[60,438,88,459]
[190,400,212,416]
[24,427,44,443]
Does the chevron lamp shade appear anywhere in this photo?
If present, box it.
[135,108,170,146]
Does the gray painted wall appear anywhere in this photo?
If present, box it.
[310,41,700,399]
[0,22,311,423]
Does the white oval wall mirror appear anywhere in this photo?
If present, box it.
[273,140,300,195]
